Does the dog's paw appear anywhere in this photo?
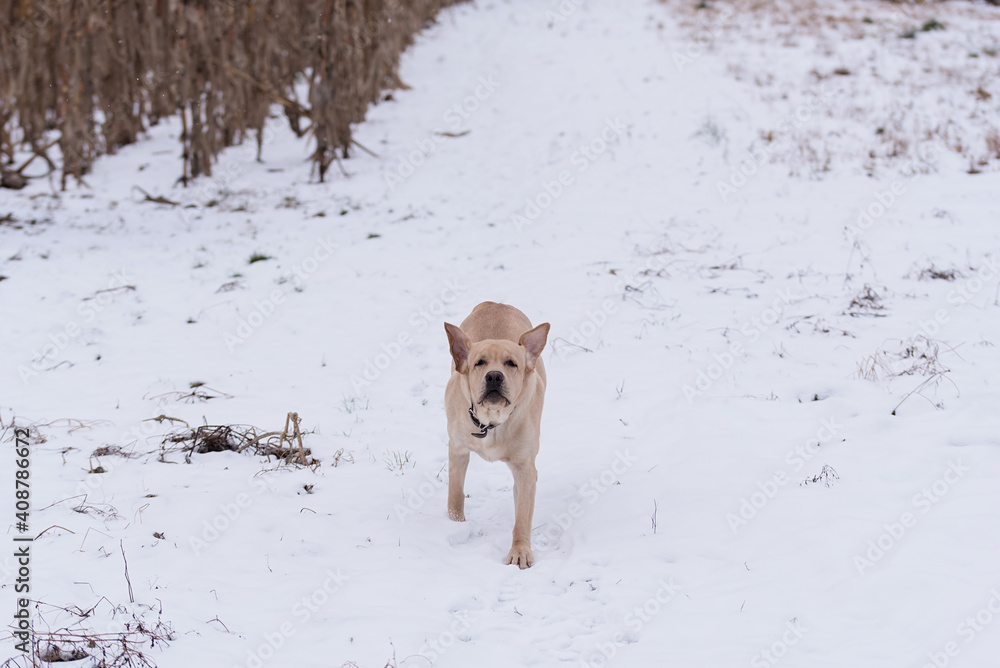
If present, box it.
[448,508,465,522]
[505,543,534,569]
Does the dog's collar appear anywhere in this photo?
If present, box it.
[468,402,496,439]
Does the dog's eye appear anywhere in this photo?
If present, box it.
[475,359,487,367]
[504,360,517,368]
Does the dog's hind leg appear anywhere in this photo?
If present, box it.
[448,446,470,521]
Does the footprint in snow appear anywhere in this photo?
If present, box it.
[447,524,485,547]
[531,521,574,557]
[496,578,523,603]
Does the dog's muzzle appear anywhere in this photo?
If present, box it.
[480,370,508,405]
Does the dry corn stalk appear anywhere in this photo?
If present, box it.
[0,0,462,188]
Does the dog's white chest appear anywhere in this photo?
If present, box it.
[468,437,507,462]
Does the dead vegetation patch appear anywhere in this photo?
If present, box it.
[0,599,174,668]
[847,284,888,317]
[914,264,964,281]
[161,411,318,467]
[91,444,135,458]
[896,336,955,377]
[801,464,840,487]
[857,335,953,381]
[785,315,856,337]
[856,335,960,413]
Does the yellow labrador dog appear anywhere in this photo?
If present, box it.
[444,302,550,569]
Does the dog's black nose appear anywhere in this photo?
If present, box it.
[485,370,504,387]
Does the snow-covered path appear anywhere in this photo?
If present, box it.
[3,1,1000,667]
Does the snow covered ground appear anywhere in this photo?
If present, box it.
[3,0,1000,666]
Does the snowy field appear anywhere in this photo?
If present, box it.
[3,0,1000,666]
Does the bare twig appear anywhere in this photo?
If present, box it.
[35,525,76,538]
[14,138,60,175]
[551,337,593,354]
[890,371,955,415]
[132,186,180,207]
[144,415,190,427]
[207,616,231,633]
[82,285,137,301]
[121,540,135,604]
[351,139,379,158]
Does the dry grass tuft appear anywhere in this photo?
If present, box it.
[857,350,893,381]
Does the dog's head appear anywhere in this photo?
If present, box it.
[444,321,550,426]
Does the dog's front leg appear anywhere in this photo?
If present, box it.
[506,461,537,569]
[448,445,470,521]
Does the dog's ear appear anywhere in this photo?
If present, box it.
[518,322,550,372]
[444,322,473,373]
